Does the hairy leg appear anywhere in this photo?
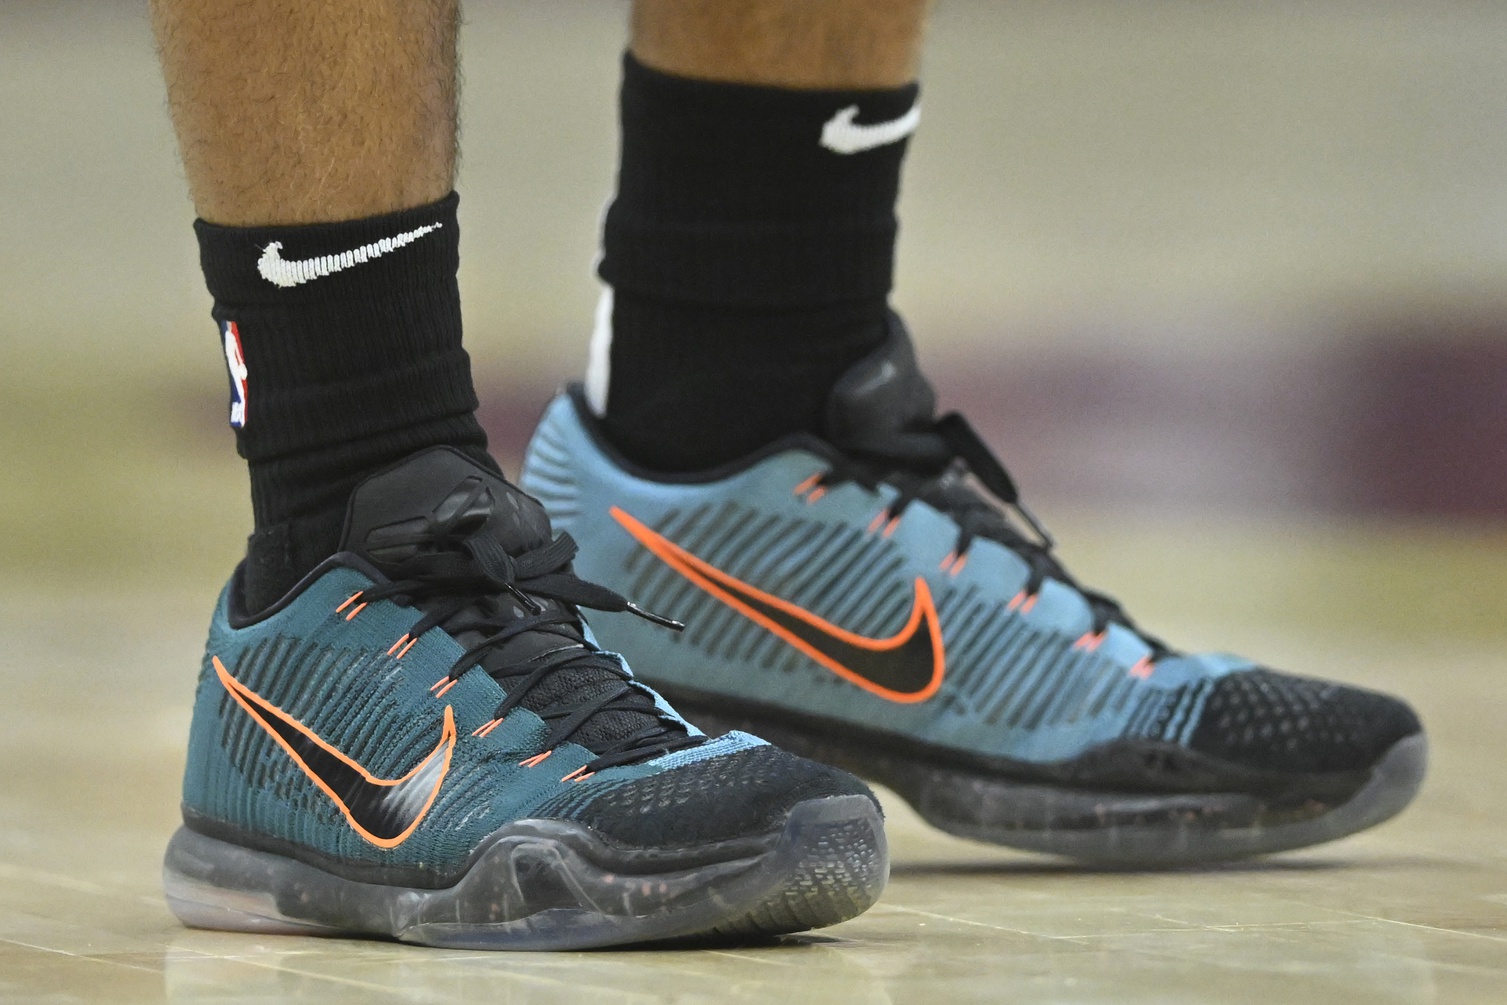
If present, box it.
[631,0,932,89]
[151,0,486,611]
[150,0,458,225]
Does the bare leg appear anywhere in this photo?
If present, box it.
[150,0,458,225]
[151,0,484,610]
[631,0,933,89]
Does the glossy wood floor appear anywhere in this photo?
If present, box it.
[2,519,1503,1005]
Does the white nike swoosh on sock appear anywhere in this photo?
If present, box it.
[255,223,443,288]
[819,103,922,155]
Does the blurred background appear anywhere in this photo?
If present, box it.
[2,5,1505,1000]
[2,0,1503,638]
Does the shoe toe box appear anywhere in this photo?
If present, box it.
[1187,668,1423,776]
[543,744,878,850]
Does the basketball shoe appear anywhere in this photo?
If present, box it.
[520,318,1427,866]
[165,447,887,950]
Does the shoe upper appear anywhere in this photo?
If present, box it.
[181,447,871,885]
[520,321,1422,789]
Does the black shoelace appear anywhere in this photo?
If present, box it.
[818,412,1171,656]
[357,487,704,775]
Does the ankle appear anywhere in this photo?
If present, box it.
[601,297,888,471]
[593,56,916,471]
[194,194,499,608]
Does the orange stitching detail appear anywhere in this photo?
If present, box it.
[805,486,827,504]
[519,750,553,768]
[1129,656,1155,680]
[343,602,367,621]
[560,765,595,783]
[387,634,410,656]
[470,718,502,738]
[336,591,363,613]
[867,512,887,534]
[1074,630,1106,652]
[793,473,822,497]
[882,516,901,538]
[949,554,968,576]
[397,638,418,658]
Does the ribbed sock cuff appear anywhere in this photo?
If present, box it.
[195,193,475,464]
[599,54,917,309]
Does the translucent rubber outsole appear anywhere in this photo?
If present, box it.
[676,701,1428,868]
[898,735,1427,866]
[163,794,887,950]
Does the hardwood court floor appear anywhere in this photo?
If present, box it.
[1,522,1504,1004]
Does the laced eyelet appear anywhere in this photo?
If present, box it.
[827,410,1171,663]
[351,507,706,774]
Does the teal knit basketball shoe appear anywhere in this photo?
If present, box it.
[520,318,1427,867]
[165,447,886,950]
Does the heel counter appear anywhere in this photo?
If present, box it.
[520,395,586,533]
[179,583,235,818]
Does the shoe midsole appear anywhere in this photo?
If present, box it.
[654,683,1381,828]
[164,794,888,949]
[180,804,788,890]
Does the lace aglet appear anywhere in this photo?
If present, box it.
[505,583,545,614]
[625,602,684,632]
[1015,501,1055,550]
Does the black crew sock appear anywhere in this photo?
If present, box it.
[195,192,498,612]
[599,54,918,471]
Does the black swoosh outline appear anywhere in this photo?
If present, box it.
[611,507,944,703]
[213,656,455,848]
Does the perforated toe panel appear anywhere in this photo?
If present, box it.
[1188,669,1421,775]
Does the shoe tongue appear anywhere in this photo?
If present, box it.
[822,314,938,448]
[340,447,552,562]
[340,447,668,754]
[340,447,563,649]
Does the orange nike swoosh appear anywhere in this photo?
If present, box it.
[213,656,455,849]
[611,507,945,703]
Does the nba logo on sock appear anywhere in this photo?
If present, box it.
[221,320,248,428]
